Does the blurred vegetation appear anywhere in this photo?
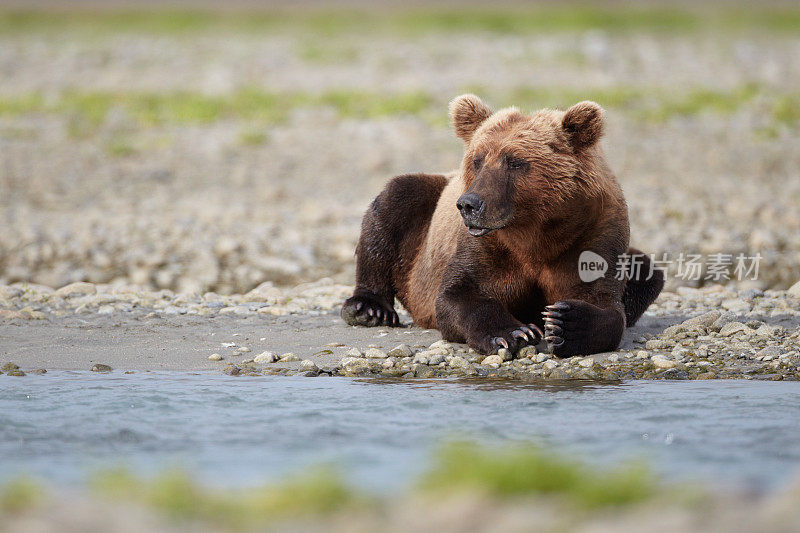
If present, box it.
[1,5,799,36]
[0,89,434,130]
[0,442,665,525]
[89,466,362,528]
[0,85,796,133]
[0,477,43,514]
[421,441,654,508]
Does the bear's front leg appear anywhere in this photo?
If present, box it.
[541,300,625,357]
[436,278,542,355]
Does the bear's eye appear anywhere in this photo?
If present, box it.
[505,156,528,170]
[472,156,484,171]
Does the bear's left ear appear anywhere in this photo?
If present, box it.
[562,101,604,149]
[449,94,493,143]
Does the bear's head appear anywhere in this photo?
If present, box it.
[449,94,611,238]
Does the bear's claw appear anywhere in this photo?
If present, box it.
[486,324,543,354]
[341,295,401,327]
[491,337,509,350]
[543,304,567,353]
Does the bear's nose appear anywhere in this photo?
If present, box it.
[456,193,485,220]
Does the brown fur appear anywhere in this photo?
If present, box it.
[342,95,663,357]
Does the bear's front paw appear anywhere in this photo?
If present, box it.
[480,323,543,355]
[542,300,595,358]
[341,294,400,327]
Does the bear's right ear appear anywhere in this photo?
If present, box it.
[449,94,492,143]
[562,101,604,150]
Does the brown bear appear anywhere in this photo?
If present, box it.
[341,94,663,357]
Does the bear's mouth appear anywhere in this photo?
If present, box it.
[467,225,495,237]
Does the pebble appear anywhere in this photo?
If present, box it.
[365,348,387,359]
[208,353,223,361]
[719,322,749,337]
[787,280,800,297]
[519,346,538,358]
[340,357,371,375]
[91,364,112,372]
[427,353,446,365]
[254,351,276,363]
[386,344,413,358]
[279,353,301,362]
[448,356,468,368]
[236,347,251,353]
[681,310,721,329]
[1,362,19,372]
[497,348,512,361]
[55,282,97,298]
[481,355,503,366]
[300,359,318,371]
[651,356,677,370]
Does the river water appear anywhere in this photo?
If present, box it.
[1,373,799,493]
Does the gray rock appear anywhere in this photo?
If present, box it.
[787,280,800,297]
[497,348,513,361]
[300,359,318,371]
[254,351,276,363]
[519,345,538,358]
[56,282,97,298]
[711,311,737,332]
[427,354,446,365]
[91,363,112,372]
[1,362,19,372]
[448,356,468,368]
[413,364,435,378]
[386,344,413,358]
[719,322,749,337]
[481,354,503,366]
[645,339,670,350]
[365,348,387,359]
[652,355,676,369]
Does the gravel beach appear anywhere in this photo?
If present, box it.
[1,4,800,379]
[1,6,800,294]
[2,279,800,380]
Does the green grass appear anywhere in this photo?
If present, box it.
[0,478,42,515]
[297,40,360,64]
[238,129,270,146]
[0,89,434,130]
[106,137,137,157]
[0,85,797,131]
[421,441,654,509]
[90,466,361,528]
[3,442,686,525]
[1,6,800,37]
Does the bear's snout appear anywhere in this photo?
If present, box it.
[457,192,498,236]
[456,192,485,222]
